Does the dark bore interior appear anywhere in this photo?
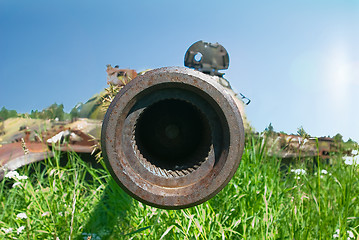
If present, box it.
[135,99,212,172]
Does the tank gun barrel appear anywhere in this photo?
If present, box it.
[101,66,245,209]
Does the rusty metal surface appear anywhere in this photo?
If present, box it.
[0,141,53,180]
[106,65,137,86]
[102,67,245,209]
[0,119,100,179]
[48,129,97,153]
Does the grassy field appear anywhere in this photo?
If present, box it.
[0,137,358,239]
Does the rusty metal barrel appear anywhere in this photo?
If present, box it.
[101,66,245,209]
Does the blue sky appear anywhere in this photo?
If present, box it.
[1,0,358,141]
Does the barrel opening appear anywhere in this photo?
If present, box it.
[134,99,212,177]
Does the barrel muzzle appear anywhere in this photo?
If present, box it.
[101,67,245,209]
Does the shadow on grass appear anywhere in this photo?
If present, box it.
[79,178,133,239]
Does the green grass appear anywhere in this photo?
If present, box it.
[1,137,358,239]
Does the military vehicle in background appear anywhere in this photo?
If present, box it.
[0,117,102,180]
[0,64,145,179]
[264,132,336,161]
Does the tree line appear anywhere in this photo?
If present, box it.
[0,103,81,121]
[0,107,18,120]
[264,122,357,146]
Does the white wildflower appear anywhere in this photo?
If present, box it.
[17,175,28,180]
[343,156,359,166]
[5,170,19,179]
[321,169,328,174]
[344,156,354,165]
[16,212,27,219]
[1,227,13,234]
[58,212,63,216]
[12,182,22,188]
[17,226,25,235]
[351,150,358,155]
[41,211,50,217]
[291,169,306,180]
[291,169,306,175]
[333,229,340,238]
[333,229,355,239]
[347,230,355,239]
